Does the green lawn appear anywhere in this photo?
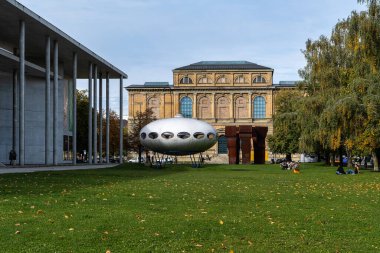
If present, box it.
[1,163,380,252]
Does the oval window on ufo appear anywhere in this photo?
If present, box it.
[161,132,174,139]
[177,132,190,139]
[193,132,205,139]
[207,133,215,140]
[140,132,147,139]
[148,132,158,139]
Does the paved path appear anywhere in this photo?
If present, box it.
[0,164,119,174]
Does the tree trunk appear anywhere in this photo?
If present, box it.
[286,153,292,161]
[325,150,331,166]
[339,147,344,167]
[373,149,380,172]
[330,152,336,166]
[138,145,142,164]
[347,150,353,168]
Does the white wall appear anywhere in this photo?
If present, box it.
[0,72,65,164]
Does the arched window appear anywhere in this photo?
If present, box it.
[180,96,193,118]
[180,76,193,84]
[253,76,266,83]
[235,96,248,118]
[235,75,245,84]
[253,96,266,119]
[148,97,160,118]
[198,96,211,118]
[198,76,209,84]
[216,96,230,119]
[218,135,227,154]
[216,76,227,84]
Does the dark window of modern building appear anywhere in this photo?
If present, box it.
[253,96,266,119]
[180,96,193,118]
[253,76,266,83]
[218,135,227,154]
[180,76,193,84]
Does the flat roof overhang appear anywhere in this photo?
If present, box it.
[0,0,128,79]
[0,48,64,78]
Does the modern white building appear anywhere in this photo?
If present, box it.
[0,0,127,165]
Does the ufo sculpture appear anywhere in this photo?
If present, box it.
[140,114,218,167]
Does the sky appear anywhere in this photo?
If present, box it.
[17,0,367,118]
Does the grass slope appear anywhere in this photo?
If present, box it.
[1,163,380,252]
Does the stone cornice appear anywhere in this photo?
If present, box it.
[126,86,282,92]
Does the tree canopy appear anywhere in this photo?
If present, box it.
[270,0,380,170]
[126,108,156,162]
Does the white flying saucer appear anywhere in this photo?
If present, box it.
[139,114,217,156]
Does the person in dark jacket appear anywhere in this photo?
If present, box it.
[9,149,16,165]
[336,165,346,175]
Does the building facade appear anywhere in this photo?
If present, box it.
[127,61,294,162]
[0,0,127,165]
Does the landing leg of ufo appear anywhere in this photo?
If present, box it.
[153,152,163,169]
[190,154,198,168]
[199,153,204,167]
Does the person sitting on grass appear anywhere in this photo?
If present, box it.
[336,165,346,175]
[354,163,360,174]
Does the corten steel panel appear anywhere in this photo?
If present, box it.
[239,125,252,164]
[253,127,268,164]
[225,126,238,164]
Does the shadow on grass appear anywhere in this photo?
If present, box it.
[0,163,192,197]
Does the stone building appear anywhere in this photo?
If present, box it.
[126,61,295,162]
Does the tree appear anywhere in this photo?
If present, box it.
[101,110,122,157]
[268,89,303,161]
[76,90,123,160]
[297,1,380,170]
[76,90,89,157]
[126,108,156,163]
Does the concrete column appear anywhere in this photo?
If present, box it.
[19,20,25,166]
[119,75,124,164]
[13,69,18,151]
[106,72,110,163]
[99,72,103,163]
[88,63,93,164]
[53,40,59,165]
[45,36,51,165]
[72,52,77,165]
[93,65,98,163]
